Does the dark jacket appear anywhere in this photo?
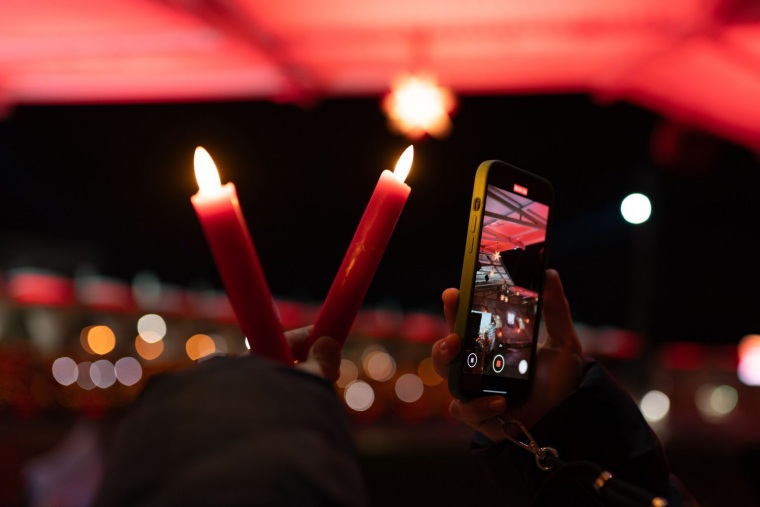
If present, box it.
[473,360,697,506]
[93,354,367,507]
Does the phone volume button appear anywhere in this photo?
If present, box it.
[468,235,476,253]
[469,215,477,233]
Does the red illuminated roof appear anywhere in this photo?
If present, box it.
[2,0,760,149]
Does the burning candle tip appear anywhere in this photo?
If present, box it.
[194,146,222,194]
[393,145,414,183]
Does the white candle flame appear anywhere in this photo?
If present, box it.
[194,146,222,195]
[393,145,414,183]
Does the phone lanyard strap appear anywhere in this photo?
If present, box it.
[496,417,670,506]
[496,417,560,471]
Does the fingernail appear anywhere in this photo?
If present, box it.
[438,338,448,351]
[489,398,506,412]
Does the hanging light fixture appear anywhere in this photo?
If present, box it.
[381,32,456,140]
[382,73,457,140]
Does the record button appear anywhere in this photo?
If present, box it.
[493,354,505,373]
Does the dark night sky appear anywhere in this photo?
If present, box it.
[2,94,759,345]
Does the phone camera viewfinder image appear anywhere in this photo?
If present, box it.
[462,182,549,381]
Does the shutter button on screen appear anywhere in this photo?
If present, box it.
[493,354,505,373]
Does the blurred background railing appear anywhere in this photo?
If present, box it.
[2,266,759,505]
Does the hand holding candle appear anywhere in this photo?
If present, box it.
[299,146,414,360]
[191,147,293,365]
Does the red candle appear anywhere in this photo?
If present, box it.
[190,147,293,365]
[300,146,414,360]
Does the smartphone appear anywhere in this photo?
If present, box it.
[449,160,554,403]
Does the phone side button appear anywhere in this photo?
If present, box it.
[468,235,476,253]
[469,215,477,233]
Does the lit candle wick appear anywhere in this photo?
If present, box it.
[194,146,222,194]
[393,145,414,183]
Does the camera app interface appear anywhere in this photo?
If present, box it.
[463,183,550,380]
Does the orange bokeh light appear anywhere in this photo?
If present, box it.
[738,334,760,359]
[417,357,443,386]
[80,326,95,354]
[135,335,164,360]
[186,334,216,361]
[87,325,116,355]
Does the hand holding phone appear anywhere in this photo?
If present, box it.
[435,269,584,442]
[449,160,555,404]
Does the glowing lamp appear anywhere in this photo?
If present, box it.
[738,334,760,386]
[621,193,652,224]
[640,390,670,423]
[383,74,456,139]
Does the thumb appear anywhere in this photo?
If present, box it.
[542,269,581,352]
[442,288,460,331]
[300,335,342,381]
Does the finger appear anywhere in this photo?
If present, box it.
[442,288,459,331]
[285,325,314,360]
[431,333,461,378]
[542,269,581,353]
[449,396,506,435]
[284,325,313,346]
[311,335,342,381]
[297,335,341,381]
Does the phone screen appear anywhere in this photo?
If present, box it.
[461,181,550,382]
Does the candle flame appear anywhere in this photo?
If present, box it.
[194,146,222,194]
[393,145,414,183]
